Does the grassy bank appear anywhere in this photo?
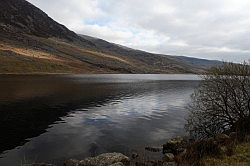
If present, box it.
[203,142,250,166]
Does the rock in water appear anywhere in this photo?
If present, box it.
[64,153,130,166]
[163,137,186,155]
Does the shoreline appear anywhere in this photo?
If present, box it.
[22,133,249,166]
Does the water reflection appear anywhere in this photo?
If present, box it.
[0,74,200,165]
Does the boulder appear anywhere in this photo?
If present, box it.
[65,153,130,166]
[163,137,186,155]
[163,153,175,162]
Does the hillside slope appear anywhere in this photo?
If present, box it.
[0,0,221,74]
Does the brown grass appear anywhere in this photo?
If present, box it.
[203,142,250,166]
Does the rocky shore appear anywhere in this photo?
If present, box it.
[64,153,130,166]
[23,132,249,166]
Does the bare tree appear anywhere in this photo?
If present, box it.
[186,62,250,140]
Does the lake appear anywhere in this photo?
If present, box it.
[0,74,200,165]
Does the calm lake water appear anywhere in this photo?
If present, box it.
[0,74,200,165]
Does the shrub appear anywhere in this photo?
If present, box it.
[185,62,250,140]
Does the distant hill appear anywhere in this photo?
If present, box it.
[0,0,222,74]
[168,56,223,69]
[80,34,223,72]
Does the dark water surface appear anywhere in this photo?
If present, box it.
[0,74,200,165]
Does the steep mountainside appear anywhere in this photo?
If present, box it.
[0,0,221,74]
[1,0,81,41]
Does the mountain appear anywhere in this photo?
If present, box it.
[168,56,222,69]
[0,0,221,74]
[80,34,222,72]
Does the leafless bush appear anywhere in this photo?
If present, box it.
[186,62,250,140]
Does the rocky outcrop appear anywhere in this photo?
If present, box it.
[0,0,70,39]
[163,137,188,155]
[0,0,94,45]
[64,153,130,166]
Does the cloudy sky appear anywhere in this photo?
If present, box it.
[27,0,250,62]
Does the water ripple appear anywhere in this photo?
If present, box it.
[0,74,200,166]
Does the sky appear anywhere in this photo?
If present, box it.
[27,0,250,62]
